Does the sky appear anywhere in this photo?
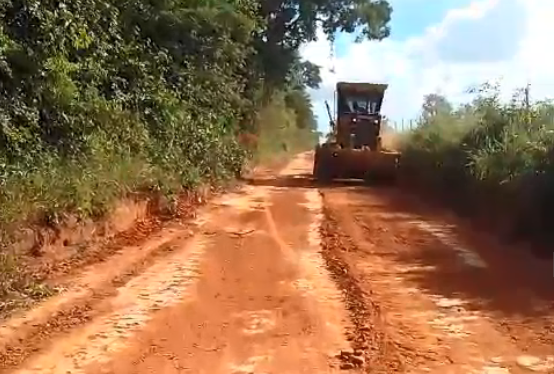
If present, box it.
[300,0,554,134]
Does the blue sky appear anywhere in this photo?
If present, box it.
[301,0,554,135]
[334,0,474,54]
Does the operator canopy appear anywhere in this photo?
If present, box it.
[337,82,388,115]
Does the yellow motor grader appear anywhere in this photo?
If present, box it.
[313,82,400,183]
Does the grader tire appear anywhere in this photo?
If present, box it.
[313,147,333,184]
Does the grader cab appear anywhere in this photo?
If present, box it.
[313,82,400,183]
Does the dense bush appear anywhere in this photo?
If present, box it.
[0,0,261,226]
[401,83,554,241]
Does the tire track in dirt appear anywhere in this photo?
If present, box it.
[12,233,209,374]
[0,219,202,372]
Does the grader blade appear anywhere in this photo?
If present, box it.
[313,146,400,183]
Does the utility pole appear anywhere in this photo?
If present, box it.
[525,82,530,110]
[524,82,531,125]
[328,38,336,75]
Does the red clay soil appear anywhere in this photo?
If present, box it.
[0,152,553,374]
[320,182,554,373]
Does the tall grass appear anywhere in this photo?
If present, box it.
[401,84,554,241]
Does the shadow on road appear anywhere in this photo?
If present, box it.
[242,174,395,190]
[347,187,554,323]
[244,174,357,188]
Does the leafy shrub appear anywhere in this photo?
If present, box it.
[401,83,554,240]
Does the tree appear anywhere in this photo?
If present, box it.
[286,57,322,90]
[255,0,393,90]
[422,93,453,121]
[285,89,318,130]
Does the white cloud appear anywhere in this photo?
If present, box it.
[301,0,554,133]
[433,0,525,63]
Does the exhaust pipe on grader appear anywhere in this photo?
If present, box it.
[313,82,400,184]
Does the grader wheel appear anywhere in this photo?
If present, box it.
[313,145,334,184]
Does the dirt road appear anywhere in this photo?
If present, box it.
[1,152,554,374]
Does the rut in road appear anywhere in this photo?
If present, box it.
[1,152,554,374]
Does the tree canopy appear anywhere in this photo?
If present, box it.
[255,0,393,89]
[421,93,453,121]
[0,0,394,167]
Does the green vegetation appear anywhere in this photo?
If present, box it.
[0,0,393,309]
[254,90,319,163]
[401,82,554,241]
